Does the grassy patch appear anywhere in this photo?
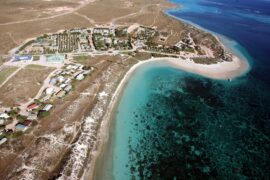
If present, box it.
[16,115,27,123]
[192,57,218,65]
[73,55,90,65]
[33,55,40,61]
[38,110,50,119]
[133,52,152,60]
[18,40,35,52]
[9,131,23,138]
[151,53,178,58]
[74,55,88,61]
[25,64,47,70]
[0,66,18,84]
[184,47,195,53]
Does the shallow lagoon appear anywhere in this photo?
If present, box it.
[97,60,270,179]
[96,0,270,178]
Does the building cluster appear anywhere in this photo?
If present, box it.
[17,26,197,56]
[0,24,227,146]
[130,26,156,49]
[130,26,182,54]
[45,63,93,100]
[0,63,94,146]
[92,27,132,51]
[0,101,56,145]
[19,28,92,55]
[174,34,196,53]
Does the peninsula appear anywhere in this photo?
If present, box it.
[0,0,249,179]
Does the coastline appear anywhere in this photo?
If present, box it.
[82,0,251,177]
[165,56,249,80]
[85,1,270,176]
[82,60,146,180]
[85,52,249,179]
[81,1,249,179]
[165,8,253,65]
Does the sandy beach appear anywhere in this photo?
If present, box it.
[84,52,249,179]
[82,59,148,180]
[166,56,249,80]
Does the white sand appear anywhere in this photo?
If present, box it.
[164,56,250,80]
[86,55,249,179]
[124,55,249,80]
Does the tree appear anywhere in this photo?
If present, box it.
[38,110,50,119]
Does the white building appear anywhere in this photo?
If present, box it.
[43,104,53,112]
[57,76,65,83]
[64,85,72,92]
[45,87,54,95]
[0,113,9,119]
[27,113,38,120]
[0,138,7,145]
[59,83,66,88]
[0,113,9,125]
[76,74,85,81]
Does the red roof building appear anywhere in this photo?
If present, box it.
[27,103,39,111]
[22,120,32,126]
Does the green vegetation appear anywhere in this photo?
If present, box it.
[33,55,40,61]
[34,99,41,105]
[18,40,35,52]
[192,57,218,64]
[42,34,48,38]
[115,29,127,37]
[73,55,90,65]
[25,64,46,70]
[58,33,78,53]
[16,115,27,123]
[38,110,50,119]
[133,52,152,60]
[82,65,92,70]
[184,46,195,53]
[120,51,133,56]
[8,107,20,117]
[0,66,18,84]
[93,34,108,50]
[0,56,6,66]
[0,134,6,140]
[44,48,56,54]
[151,53,178,58]
[9,131,23,138]
[31,120,38,127]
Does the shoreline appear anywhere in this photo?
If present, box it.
[83,2,250,179]
[84,52,249,179]
[165,56,249,80]
[165,8,253,65]
[82,60,146,180]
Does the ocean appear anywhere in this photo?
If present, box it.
[96,0,270,179]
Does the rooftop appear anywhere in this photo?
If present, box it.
[46,54,65,63]
[14,55,33,62]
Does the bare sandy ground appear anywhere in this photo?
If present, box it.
[166,56,249,80]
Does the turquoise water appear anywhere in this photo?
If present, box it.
[97,59,270,179]
[96,0,270,178]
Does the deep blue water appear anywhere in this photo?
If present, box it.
[168,0,270,84]
[97,0,270,179]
